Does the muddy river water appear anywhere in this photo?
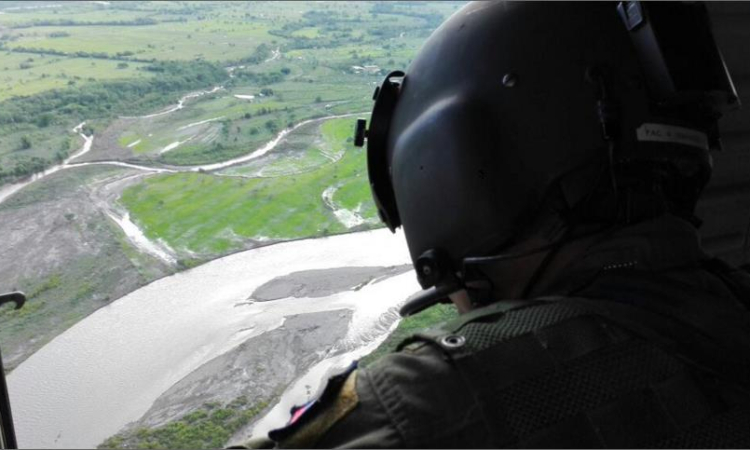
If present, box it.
[2,83,409,448]
[7,229,418,449]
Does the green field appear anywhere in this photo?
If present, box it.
[109,70,371,166]
[0,59,228,185]
[0,1,459,101]
[1,1,462,184]
[120,118,378,256]
[0,53,153,100]
[219,119,340,178]
[4,22,274,62]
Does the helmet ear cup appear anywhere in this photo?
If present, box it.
[365,71,404,231]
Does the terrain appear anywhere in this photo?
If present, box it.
[0,2,463,448]
[0,0,461,367]
[8,230,421,449]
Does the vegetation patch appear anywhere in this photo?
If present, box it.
[98,397,269,450]
[121,118,379,257]
[359,303,458,367]
[117,76,368,166]
[0,54,153,101]
[0,60,228,185]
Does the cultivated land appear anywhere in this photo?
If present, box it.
[0,1,465,448]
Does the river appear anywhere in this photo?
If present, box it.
[2,83,395,448]
[7,229,418,449]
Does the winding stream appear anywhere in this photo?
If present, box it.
[0,111,363,208]
[322,185,371,228]
[122,86,225,120]
[106,211,177,264]
[0,108,365,267]
[7,229,417,449]
[193,112,362,172]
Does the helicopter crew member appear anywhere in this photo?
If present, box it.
[264,2,750,447]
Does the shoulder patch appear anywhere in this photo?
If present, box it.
[269,364,359,448]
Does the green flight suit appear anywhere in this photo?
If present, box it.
[263,215,750,448]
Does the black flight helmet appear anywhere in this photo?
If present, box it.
[354,2,738,315]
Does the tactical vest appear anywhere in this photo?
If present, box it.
[400,264,750,448]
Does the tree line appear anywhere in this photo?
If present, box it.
[8,17,185,29]
[0,61,227,126]
[5,46,158,63]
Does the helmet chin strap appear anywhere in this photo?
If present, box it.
[399,239,563,317]
[399,212,625,318]
[464,221,625,307]
[400,219,569,317]
[462,226,573,307]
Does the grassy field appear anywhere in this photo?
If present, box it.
[219,119,340,178]
[0,2,199,99]
[0,53,153,101]
[0,1,459,100]
[0,121,76,168]
[0,3,164,25]
[100,60,374,166]
[120,118,378,256]
[4,22,274,62]
[1,1,462,183]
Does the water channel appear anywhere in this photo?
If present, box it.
[7,229,418,448]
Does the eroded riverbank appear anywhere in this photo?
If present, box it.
[8,229,418,449]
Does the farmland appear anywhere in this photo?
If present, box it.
[1,1,460,181]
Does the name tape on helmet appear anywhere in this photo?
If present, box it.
[636,123,709,150]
